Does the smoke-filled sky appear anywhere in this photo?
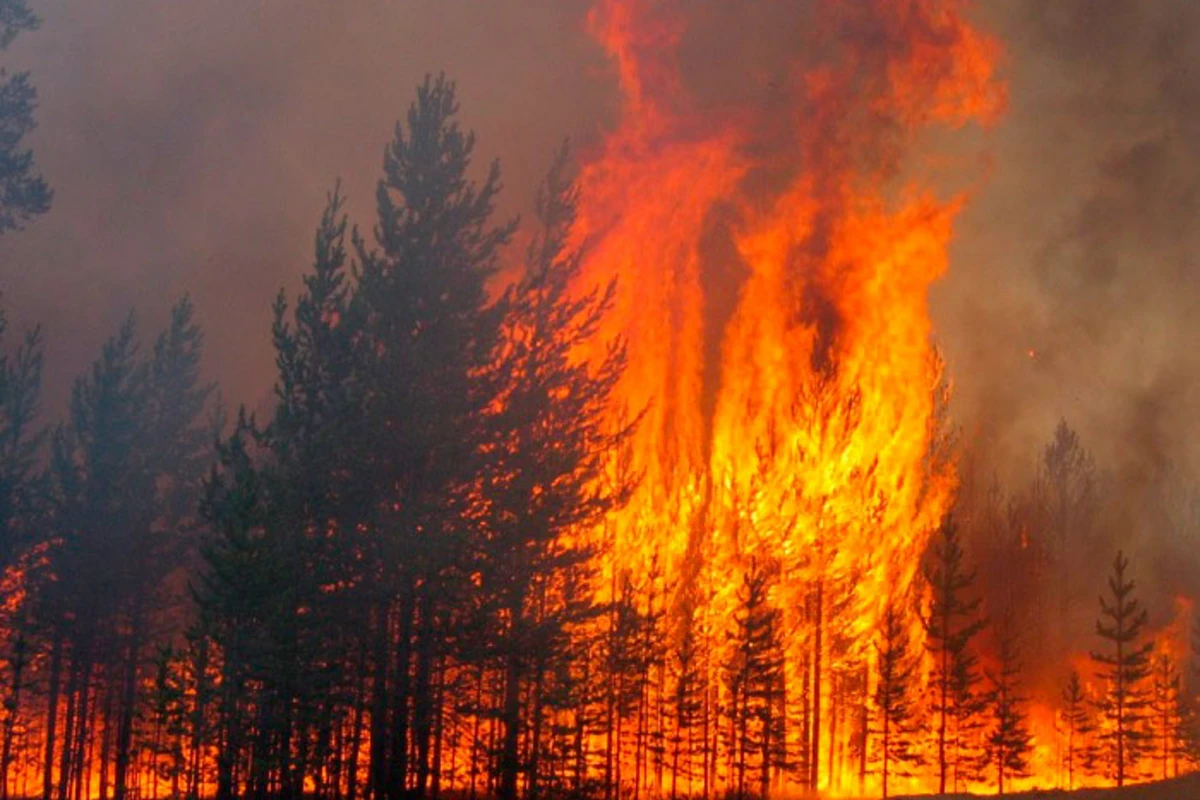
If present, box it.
[1,0,1197,492]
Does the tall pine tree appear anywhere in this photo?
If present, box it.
[1091,550,1153,787]
[0,0,50,233]
[871,593,921,800]
[984,619,1033,794]
[479,144,631,800]
[1060,668,1094,791]
[921,512,986,794]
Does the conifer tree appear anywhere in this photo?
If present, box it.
[984,621,1033,794]
[1040,420,1098,626]
[724,559,786,799]
[0,0,50,234]
[668,601,703,800]
[1091,550,1153,787]
[352,74,515,800]
[1060,668,1094,791]
[921,512,986,794]
[871,594,921,800]
[478,144,630,800]
[1149,651,1183,780]
[0,318,44,800]
[0,319,42,573]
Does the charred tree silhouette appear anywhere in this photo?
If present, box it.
[723,559,786,800]
[0,0,50,235]
[478,144,632,800]
[1148,651,1184,780]
[1091,550,1153,787]
[984,619,1033,794]
[870,593,921,800]
[921,513,986,794]
[1060,668,1095,791]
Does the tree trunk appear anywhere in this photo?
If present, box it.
[56,650,78,800]
[114,607,144,800]
[412,598,434,800]
[498,596,525,800]
[368,600,390,800]
[188,636,210,800]
[388,590,415,800]
[810,575,823,794]
[0,632,26,800]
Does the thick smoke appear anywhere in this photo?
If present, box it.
[947,2,1200,483]
[941,2,1200,622]
[0,0,605,417]
[0,0,1196,608]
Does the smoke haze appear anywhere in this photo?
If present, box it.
[1,0,1198,564]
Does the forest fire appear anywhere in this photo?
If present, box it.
[2,1,1200,800]
[573,0,1002,795]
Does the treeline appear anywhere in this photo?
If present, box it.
[0,76,635,800]
[0,75,1199,800]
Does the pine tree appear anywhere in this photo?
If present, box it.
[1060,669,1094,790]
[668,600,703,800]
[724,559,786,800]
[871,594,921,800]
[0,319,43,573]
[1040,420,1097,627]
[984,621,1033,794]
[921,512,986,794]
[477,144,631,800]
[0,0,51,233]
[195,413,268,800]
[352,74,515,800]
[1148,651,1183,780]
[0,318,44,800]
[1091,550,1153,787]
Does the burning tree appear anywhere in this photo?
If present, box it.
[723,558,787,799]
[1091,550,1154,787]
[870,594,922,799]
[1148,651,1185,780]
[480,144,634,800]
[984,619,1033,794]
[1060,668,1096,791]
[921,512,987,793]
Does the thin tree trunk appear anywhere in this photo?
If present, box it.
[498,593,526,800]
[114,607,144,800]
[368,600,390,800]
[388,590,415,800]
[188,636,210,800]
[0,632,26,800]
[810,575,823,794]
[412,598,434,800]
[56,650,79,800]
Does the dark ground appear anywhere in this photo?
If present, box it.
[895,772,1200,799]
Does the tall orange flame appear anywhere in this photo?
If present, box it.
[574,0,1004,794]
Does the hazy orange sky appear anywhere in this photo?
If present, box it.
[1,0,1197,491]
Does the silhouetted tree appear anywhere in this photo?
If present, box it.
[724,559,786,799]
[921,512,986,794]
[480,145,631,800]
[1060,669,1094,791]
[871,594,921,800]
[0,0,50,233]
[1091,550,1153,787]
[352,73,514,800]
[1148,651,1184,780]
[984,620,1032,794]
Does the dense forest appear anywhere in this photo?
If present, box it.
[2,2,1200,800]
